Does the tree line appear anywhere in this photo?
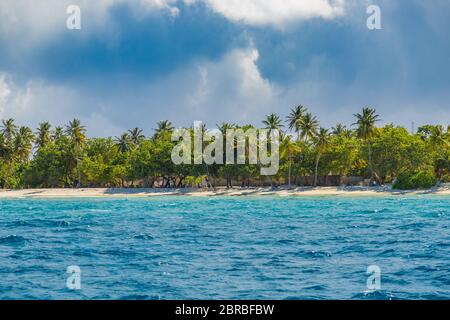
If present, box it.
[0,107,449,189]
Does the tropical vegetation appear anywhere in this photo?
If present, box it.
[0,107,448,190]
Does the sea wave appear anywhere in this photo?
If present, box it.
[0,235,28,245]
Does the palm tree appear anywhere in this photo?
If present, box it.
[35,122,52,149]
[200,123,208,135]
[128,127,145,146]
[115,133,132,153]
[332,123,353,139]
[0,121,23,188]
[313,128,330,187]
[299,113,319,142]
[14,126,34,162]
[217,122,235,161]
[217,122,236,135]
[1,118,17,141]
[154,120,174,138]
[217,123,237,188]
[65,119,86,147]
[352,107,380,182]
[0,132,13,161]
[262,113,284,134]
[191,122,214,189]
[332,124,345,135]
[429,125,450,148]
[280,135,301,188]
[0,132,14,188]
[286,105,306,141]
[65,119,87,187]
[52,126,64,141]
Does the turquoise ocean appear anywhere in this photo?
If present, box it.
[0,196,449,299]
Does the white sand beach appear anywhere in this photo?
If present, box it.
[0,186,449,198]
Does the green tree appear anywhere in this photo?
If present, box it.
[128,127,145,146]
[353,107,380,182]
[280,135,301,187]
[1,118,17,141]
[299,113,318,142]
[286,105,306,141]
[370,125,429,183]
[14,126,34,162]
[65,119,87,187]
[313,128,330,186]
[115,133,132,153]
[262,113,283,133]
[52,126,64,141]
[35,122,52,150]
[325,128,359,183]
[154,120,174,138]
[24,138,69,187]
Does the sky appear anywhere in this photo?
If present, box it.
[0,0,449,136]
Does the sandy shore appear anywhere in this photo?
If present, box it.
[0,186,449,198]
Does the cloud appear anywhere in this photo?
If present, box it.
[0,48,282,135]
[104,47,283,129]
[129,0,180,17]
[4,45,271,134]
[1,0,449,136]
[2,30,450,138]
[199,0,346,27]
[0,73,81,128]
[0,0,346,48]
[0,75,12,106]
[183,48,280,122]
[0,0,181,49]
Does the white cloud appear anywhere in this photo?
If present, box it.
[0,73,91,132]
[0,47,282,134]
[0,73,128,136]
[131,0,180,17]
[0,0,181,48]
[183,48,280,121]
[197,0,346,27]
[0,75,12,103]
[0,0,346,48]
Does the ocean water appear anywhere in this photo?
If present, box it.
[0,196,449,300]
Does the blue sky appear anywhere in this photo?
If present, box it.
[0,0,449,136]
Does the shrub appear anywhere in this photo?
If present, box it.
[393,170,437,190]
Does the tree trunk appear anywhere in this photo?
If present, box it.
[314,154,321,187]
[204,163,213,189]
[368,140,373,183]
[75,155,82,188]
[339,169,344,186]
[6,161,13,189]
[177,176,184,188]
[288,157,292,188]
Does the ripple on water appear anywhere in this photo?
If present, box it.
[133,233,154,240]
[352,291,397,300]
[287,250,332,259]
[6,219,72,228]
[0,235,28,246]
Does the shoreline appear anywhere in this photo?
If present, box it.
[0,186,449,199]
